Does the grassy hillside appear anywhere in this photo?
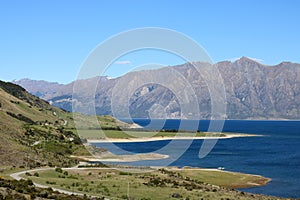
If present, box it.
[0,81,125,167]
[0,81,80,167]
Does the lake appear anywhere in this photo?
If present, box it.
[93,119,300,198]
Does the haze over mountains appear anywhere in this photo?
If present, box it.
[14,57,300,120]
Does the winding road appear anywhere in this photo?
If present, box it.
[10,167,98,197]
[10,166,152,199]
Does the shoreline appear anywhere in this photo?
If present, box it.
[77,133,260,163]
[87,133,261,143]
[72,153,169,162]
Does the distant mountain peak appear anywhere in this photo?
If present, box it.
[236,56,260,63]
[224,56,264,64]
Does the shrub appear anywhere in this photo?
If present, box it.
[46,181,56,185]
[6,111,35,124]
[55,168,63,173]
[25,172,32,176]
[39,190,49,198]
[119,172,132,176]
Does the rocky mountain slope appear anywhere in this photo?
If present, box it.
[14,57,300,119]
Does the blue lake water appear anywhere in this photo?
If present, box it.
[93,120,300,198]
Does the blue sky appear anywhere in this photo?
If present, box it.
[0,0,299,83]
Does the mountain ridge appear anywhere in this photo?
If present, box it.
[13,57,300,120]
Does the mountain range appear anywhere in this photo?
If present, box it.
[13,57,300,120]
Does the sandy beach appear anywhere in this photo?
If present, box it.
[87,133,261,143]
[71,153,169,162]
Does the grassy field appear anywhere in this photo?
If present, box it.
[176,168,269,189]
[20,168,271,200]
[0,166,27,180]
[75,129,224,139]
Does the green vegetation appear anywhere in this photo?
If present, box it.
[0,177,103,199]
[73,114,127,130]
[175,169,269,189]
[77,129,225,140]
[0,81,120,172]
[6,111,35,124]
[18,168,278,200]
[0,81,124,168]
[16,123,90,168]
